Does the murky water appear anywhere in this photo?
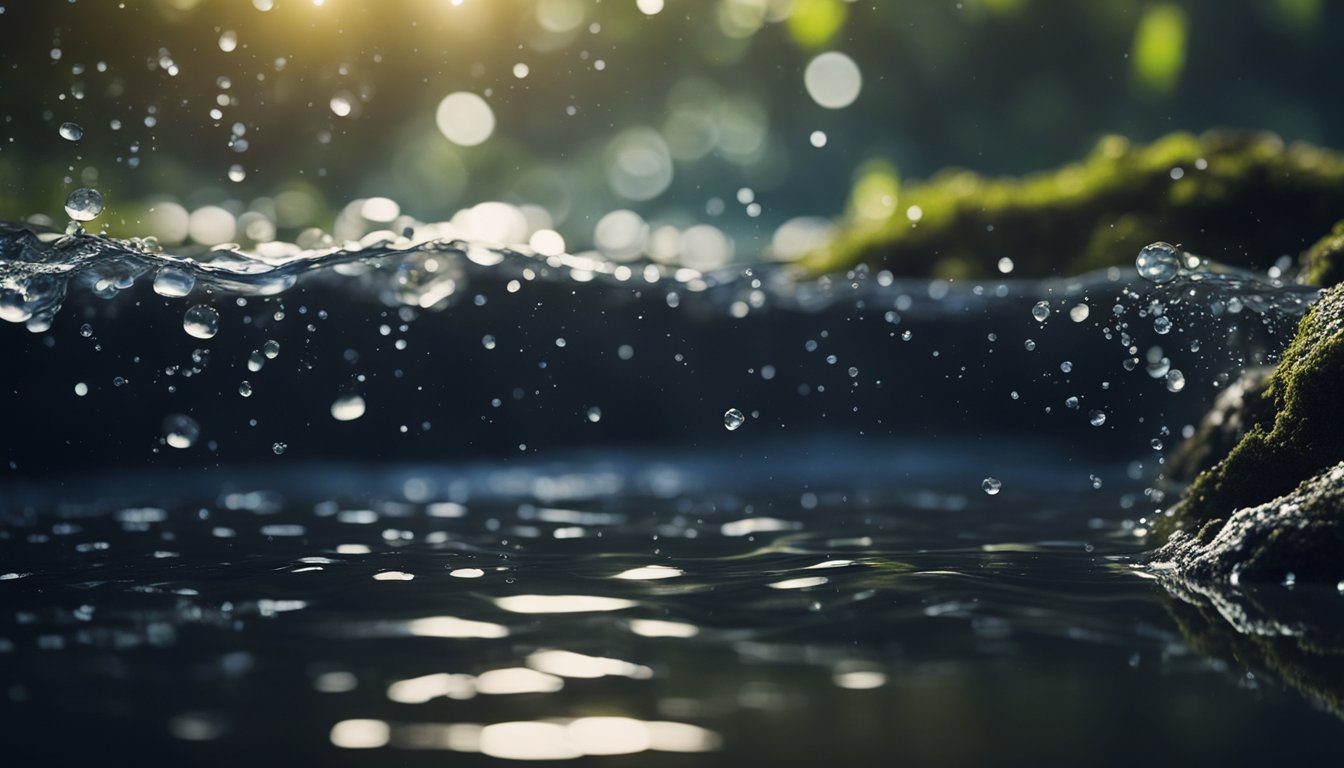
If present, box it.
[3,225,1343,765]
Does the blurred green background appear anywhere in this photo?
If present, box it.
[0,0,1340,264]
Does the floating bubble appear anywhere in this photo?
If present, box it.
[723,408,745,431]
[153,267,195,298]
[1136,242,1182,284]
[64,188,104,221]
[331,394,366,422]
[163,414,200,449]
[804,52,863,109]
[183,305,220,339]
[1165,369,1186,393]
[435,92,495,147]
[982,477,1002,496]
[59,122,83,141]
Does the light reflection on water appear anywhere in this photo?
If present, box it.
[2,451,1344,765]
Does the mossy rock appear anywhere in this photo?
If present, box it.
[1303,219,1344,287]
[1155,462,1344,584]
[803,130,1344,280]
[1165,366,1274,483]
[1161,284,1344,541]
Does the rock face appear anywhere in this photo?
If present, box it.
[1155,282,1344,583]
[1164,283,1344,538]
[803,130,1344,280]
[1153,462,1344,584]
[1165,366,1273,483]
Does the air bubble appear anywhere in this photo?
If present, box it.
[183,305,220,339]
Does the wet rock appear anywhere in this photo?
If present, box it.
[1161,283,1344,540]
[1165,366,1273,482]
[1302,219,1344,288]
[1153,462,1344,584]
[806,130,1344,279]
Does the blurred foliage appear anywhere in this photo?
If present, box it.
[805,131,1344,278]
[0,0,1341,260]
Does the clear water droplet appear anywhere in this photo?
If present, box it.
[982,477,1002,496]
[1153,315,1172,335]
[272,442,288,455]
[152,267,195,298]
[1136,242,1182,284]
[1024,339,1036,351]
[262,339,280,359]
[1069,303,1090,322]
[183,305,220,339]
[1065,396,1080,410]
[1031,301,1050,322]
[238,381,253,398]
[586,406,602,423]
[64,188,104,221]
[1089,410,1107,427]
[1089,474,1103,489]
[723,408,745,431]
[331,394,366,422]
[163,414,200,449]
[247,350,266,372]
[59,122,84,141]
[1060,361,1073,373]
[901,330,913,341]
[1165,369,1186,393]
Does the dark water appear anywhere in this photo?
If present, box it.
[3,446,1344,766]
[4,227,1344,764]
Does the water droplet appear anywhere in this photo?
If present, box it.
[238,381,253,398]
[64,188,104,221]
[263,339,280,359]
[1136,242,1182,284]
[163,414,200,449]
[1031,301,1050,322]
[586,406,602,423]
[723,408,745,431]
[1069,303,1090,322]
[228,164,246,183]
[183,305,220,339]
[1089,474,1103,489]
[1024,339,1036,351]
[247,350,266,372]
[74,382,88,397]
[59,122,83,141]
[1065,396,1080,410]
[1089,410,1107,427]
[1165,369,1186,393]
[1153,315,1172,335]
[982,477,1002,496]
[1060,361,1073,373]
[901,330,913,341]
[272,442,288,455]
[153,267,195,298]
[331,394,366,422]
[79,323,93,338]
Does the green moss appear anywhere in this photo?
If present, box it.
[804,130,1344,280]
[1161,284,1344,536]
[1303,220,1344,287]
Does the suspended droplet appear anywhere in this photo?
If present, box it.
[1065,396,1080,410]
[982,477,1002,496]
[1024,339,1036,351]
[723,408,746,431]
[331,394,366,422]
[586,406,602,423]
[1089,474,1103,489]
[153,267,195,298]
[272,442,288,455]
[59,122,84,141]
[162,414,200,449]
[238,381,253,398]
[183,305,220,339]
[64,188,104,221]
[1153,315,1172,335]
[263,339,280,359]
[1136,242,1182,284]
[1060,361,1073,373]
[1031,301,1050,322]
[1069,303,1090,323]
[1089,410,1107,427]
[1165,369,1186,393]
